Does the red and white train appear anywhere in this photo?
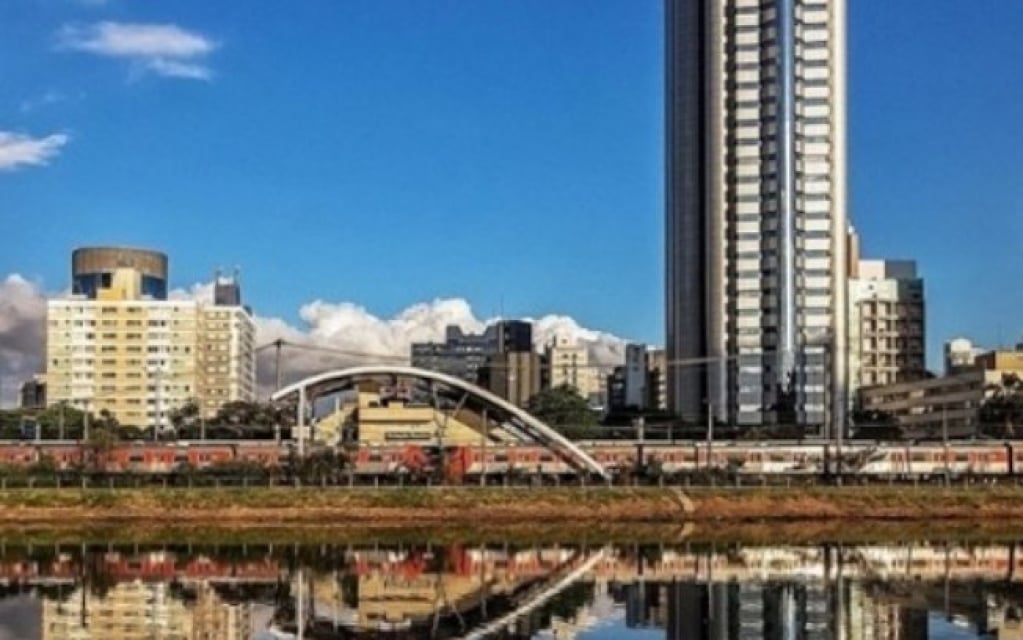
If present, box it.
[0,439,1020,481]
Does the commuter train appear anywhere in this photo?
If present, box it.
[1,439,1021,482]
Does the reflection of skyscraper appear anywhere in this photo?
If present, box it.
[192,583,253,640]
[844,581,928,640]
[664,582,738,640]
[43,581,191,640]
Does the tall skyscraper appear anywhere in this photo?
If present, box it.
[665,0,848,433]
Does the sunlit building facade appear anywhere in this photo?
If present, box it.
[665,0,848,433]
[46,248,255,428]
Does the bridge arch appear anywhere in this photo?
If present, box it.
[271,365,608,479]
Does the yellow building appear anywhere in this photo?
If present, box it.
[315,391,509,446]
[46,249,255,428]
[43,580,192,640]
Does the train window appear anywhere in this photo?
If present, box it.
[128,454,144,463]
[495,454,508,462]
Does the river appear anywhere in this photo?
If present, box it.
[0,531,1016,638]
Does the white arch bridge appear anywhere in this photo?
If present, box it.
[270,365,609,479]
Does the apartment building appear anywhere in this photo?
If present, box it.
[46,247,255,429]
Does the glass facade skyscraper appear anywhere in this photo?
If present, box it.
[665,0,848,433]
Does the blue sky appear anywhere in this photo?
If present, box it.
[2,0,1022,369]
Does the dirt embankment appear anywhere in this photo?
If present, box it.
[2,486,1023,525]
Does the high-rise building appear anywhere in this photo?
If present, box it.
[544,334,601,404]
[645,349,669,411]
[665,0,848,433]
[624,344,648,409]
[46,248,256,429]
[848,259,926,398]
[484,351,542,408]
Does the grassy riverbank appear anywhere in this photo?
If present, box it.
[0,485,1022,525]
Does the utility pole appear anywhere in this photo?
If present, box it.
[274,339,283,392]
[480,409,488,487]
[706,401,714,471]
[943,406,950,486]
[297,387,307,458]
[59,402,66,441]
[154,364,163,442]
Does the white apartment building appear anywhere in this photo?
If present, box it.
[666,0,848,433]
[46,260,255,429]
[848,259,925,399]
[544,334,601,403]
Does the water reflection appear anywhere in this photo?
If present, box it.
[0,539,1020,638]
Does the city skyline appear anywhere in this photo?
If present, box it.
[3,2,1023,406]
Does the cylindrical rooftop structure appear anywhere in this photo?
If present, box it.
[71,246,169,300]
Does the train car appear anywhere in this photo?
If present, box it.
[0,443,38,467]
[856,443,1011,477]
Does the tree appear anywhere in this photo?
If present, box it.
[84,425,118,473]
[526,385,599,438]
[169,400,201,432]
[981,373,1023,438]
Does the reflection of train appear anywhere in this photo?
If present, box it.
[2,439,1022,482]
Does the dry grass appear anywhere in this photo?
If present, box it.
[0,485,1021,524]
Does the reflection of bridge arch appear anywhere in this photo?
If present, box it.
[271,366,608,479]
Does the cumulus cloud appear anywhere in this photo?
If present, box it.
[257,299,633,397]
[0,274,636,404]
[166,287,633,397]
[58,21,217,81]
[0,131,70,171]
[0,276,48,407]
[168,281,215,303]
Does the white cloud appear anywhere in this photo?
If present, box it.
[145,58,212,81]
[0,275,48,407]
[0,275,637,404]
[250,297,632,397]
[58,21,217,81]
[0,131,70,171]
[168,281,215,303]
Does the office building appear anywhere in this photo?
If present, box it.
[858,349,1023,436]
[606,366,627,412]
[19,374,46,409]
[411,321,533,385]
[484,351,543,408]
[46,247,256,428]
[848,258,926,399]
[665,0,849,433]
[645,349,669,411]
[623,344,648,409]
[544,334,601,403]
